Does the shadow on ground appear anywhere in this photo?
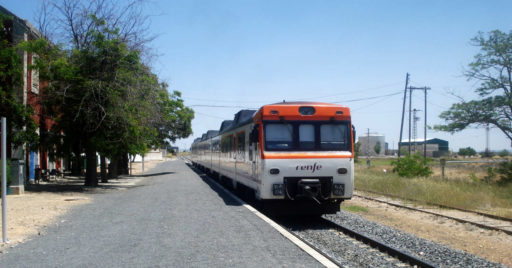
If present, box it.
[186,164,241,207]
[131,172,174,178]
[24,173,159,193]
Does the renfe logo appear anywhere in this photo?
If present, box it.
[296,163,322,173]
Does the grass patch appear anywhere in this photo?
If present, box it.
[355,160,512,219]
[342,205,369,213]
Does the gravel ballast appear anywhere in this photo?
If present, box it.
[321,211,505,268]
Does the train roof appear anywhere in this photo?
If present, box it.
[219,120,234,132]
[255,101,351,121]
[206,130,219,139]
[219,109,257,133]
[234,109,257,126]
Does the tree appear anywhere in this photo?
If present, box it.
[374,141,381,155]
[0,14,39,152]
[499,149,510,157]
[30,9,193,186]
[458,147,477,157]
[436,30,512,145]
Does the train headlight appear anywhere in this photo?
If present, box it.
[273,184,284,196]
[333,184,345,196]
[337,168,348,174]
[269,168,280,175]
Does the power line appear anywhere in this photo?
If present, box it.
[333,91,402,104]
[193,111,226,120]
[300,81,403,100]
[184,81,404,105]
[351,92,402,111]
[189,104,258,109]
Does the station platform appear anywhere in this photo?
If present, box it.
[0,159,325,267]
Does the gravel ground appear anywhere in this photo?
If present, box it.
[323,211,506,268]
[0,160,323,268]
[279,217,410,268]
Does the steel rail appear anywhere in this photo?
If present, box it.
[319,217,437,268]
[353,194,512,236]
[355,190,512,223]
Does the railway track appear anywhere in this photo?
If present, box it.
[356,190,512,222]
[277,216,437,268]
[353,192,512,236]
[185,161,500,267]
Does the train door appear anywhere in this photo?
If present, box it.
[236,131,250,183]
[249,125,259,179]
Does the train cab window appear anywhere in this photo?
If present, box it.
[320,124,348,150]
[265,123,293,150]
[299,124,315,149]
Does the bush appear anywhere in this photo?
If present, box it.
[496,161,512,184]
[354,142,361,163]
[458,147,477,157]
[0,159,12,190]
[391,153,433,178]
[498,149,510,157]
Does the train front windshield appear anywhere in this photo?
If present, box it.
[264,122,351,151]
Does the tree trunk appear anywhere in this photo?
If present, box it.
[71,143,82,176]
[84,142,98,186]
[109,158,118,179]
[119,152,129,175]
[100,155,107,183]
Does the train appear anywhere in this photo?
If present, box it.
[190,101,355,215]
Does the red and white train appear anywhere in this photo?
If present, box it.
[190,102,355,215]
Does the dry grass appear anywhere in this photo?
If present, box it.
[355,159,512,219]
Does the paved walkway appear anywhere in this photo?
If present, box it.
[0,160,322,267]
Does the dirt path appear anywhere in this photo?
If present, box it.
[0,160,163,252]
[343,194,512,267]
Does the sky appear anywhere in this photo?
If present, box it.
[2,0,511,152]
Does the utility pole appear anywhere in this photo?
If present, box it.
[409,86,431,159]
[413,109,421,153]
[424,87,428,159]
[366,128,370,167]
[408,84,412,155]
[1,117,7,243]
[398,73,409,158]
[485,124,490,157]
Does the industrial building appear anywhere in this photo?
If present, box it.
[358,133,386,156]
[399,138,449,157]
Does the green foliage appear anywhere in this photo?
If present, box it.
[354,141,361,163]
[496,161,512,184]
[25,15,194,185]
[374,141,381,155]
[481,151,495,158]
[0,14,38,149]
[435,30,512,144]
[391,153,433,178]
[484,167,497,183]
[355,168,512,218]
[0,159,12,190]
[342,205,369,213]
[458,147,477,157]
[498,149,510,157]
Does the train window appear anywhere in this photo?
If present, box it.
[221,136,232,154]
[320,124,348,150]
[299,124,315,149]
[237,132,245,160]
[265,124,293,149]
